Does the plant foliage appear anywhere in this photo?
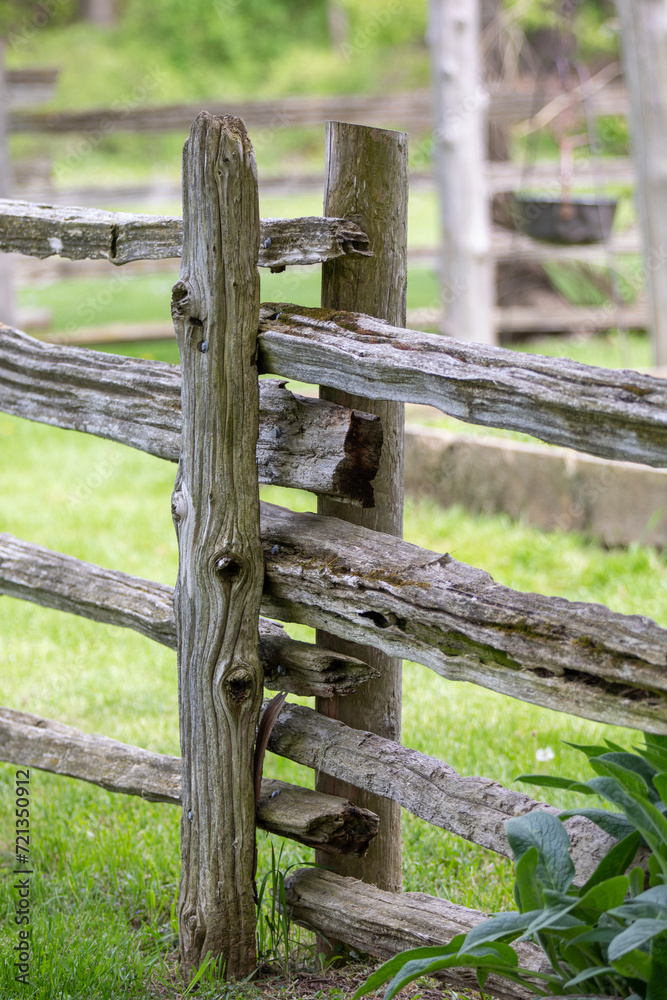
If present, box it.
[353,734,667,1000]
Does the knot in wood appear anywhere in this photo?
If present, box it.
[171,280,188,302]
[225,667,254,702]
[214,554,243,582]
[171,491,187,526]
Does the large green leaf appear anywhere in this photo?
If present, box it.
[590,756,659,800]
[351,942,463,999]
[636,746,667,777]
[463,911,540,950]
[565,925,618,949]
[563,964,617,989]
[610,949,653,983]
[557,808,636,841]
[647,930,667,1000]
[604,739,632,753]
[521,907,583,939]
[381,946,522,1000]
[505,812,575,893]
[581,779,667,870]
[653,773,667,809]
[608,919,667,961]
[562,741,614,758]
[514,848,542,913]
[578,832,641,895]
[595,753,660,795]
[610,888,667,923]
[571,876,630,924]
[517,774,597,795]
[644,733,667,753]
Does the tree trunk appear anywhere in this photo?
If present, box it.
[316,121,408,896]
[615,0,667,365]
[171,114,262,981]
[429,0,495,343]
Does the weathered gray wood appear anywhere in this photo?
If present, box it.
[5,497,667,733]
[0,45,15,328]
[0,533,378,698]
[171,114,263,978]
[0,707,379,857]
[429,0,495,344]
[256,779,378,857]
[285,869,553,1000]
[258,304,667,469]
[0,199,370,268]
[615,0,667,365]
[0,325,382,506]
[7,82,628,136]
[266,701,618,881]
[259,501,667,734]
[5,68,59,109]
[283,869,547,1000]
[315,122,408,895]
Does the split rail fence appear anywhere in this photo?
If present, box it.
[1,115,667,995]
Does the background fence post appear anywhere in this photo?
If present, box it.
[0,40,16,328]
[316,121,408,895]
[171,113,263,981]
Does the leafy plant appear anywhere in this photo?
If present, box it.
[353,734,667,1000]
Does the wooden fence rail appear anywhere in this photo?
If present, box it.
[0,114,665,994]
[3,494,667,733]
[0,708,379,857]
[0,325,382,506]
[0,198,370,268]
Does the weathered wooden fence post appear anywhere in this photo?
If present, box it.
[316,121,408,895]
[0,40,16,328]
[615,0,667,366]
[171,113,263,981]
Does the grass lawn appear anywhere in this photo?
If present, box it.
[3,181,666,999]
[1,385,666,997]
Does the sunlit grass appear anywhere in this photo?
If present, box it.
[2,405,666,993]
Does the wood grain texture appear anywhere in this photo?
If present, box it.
[283,868,547,1000]
[0,532,378,698]
[0,325,382,505]
[0,708,379,856]
[0,198,369,268]
[316,121,408,895]
[4,495,667,733]
[258,303,667,469]
[259,501,667,734]
[266,700,616,882]
[171,113,263,978]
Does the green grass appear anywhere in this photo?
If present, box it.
[1,404,666,996]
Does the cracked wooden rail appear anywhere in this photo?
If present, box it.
[258,303,667,468]
[0,199,371,269]
[0,324,382,506]
[265,700,616,882]
[4,496,667,732]
[259,501,667,732]
[0,708,378,857]
[0,700,614,881]
[283,869,547,1000]
[0,533,378,699]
